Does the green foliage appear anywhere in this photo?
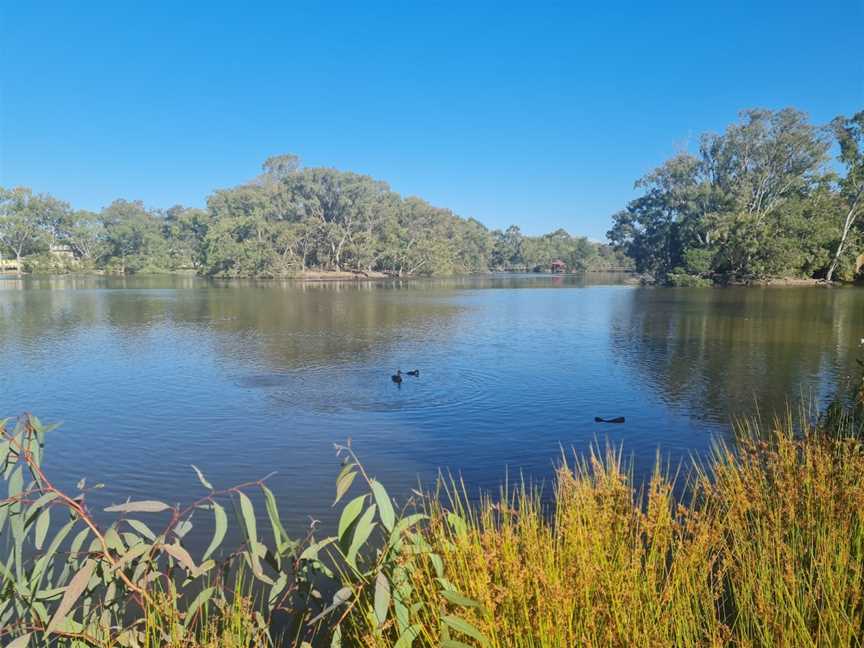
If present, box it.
[198,163,498,277]
[666,271,713,287]
[99,200,172,274]
[0,414,303,647]
[401,411,864,648]
[0,187,67,272]
[489,225,629,272]
[608,108,862,284]
[825,111,864,281]
[0,418,486,648]
[308,443,487,647]
[1,157,508,278]
[0,155,633,280]
[21,252,79,275]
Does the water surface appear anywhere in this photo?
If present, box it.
[2,274,861,544]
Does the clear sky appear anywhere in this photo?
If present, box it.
[1,1,861,240]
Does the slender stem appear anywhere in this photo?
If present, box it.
[4,424,154,607]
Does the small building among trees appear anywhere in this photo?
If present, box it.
[49,244,75,259]
[550,259,567,273]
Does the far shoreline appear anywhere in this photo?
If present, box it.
[2,269,857,288]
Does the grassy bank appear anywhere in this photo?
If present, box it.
[3,399,864,647]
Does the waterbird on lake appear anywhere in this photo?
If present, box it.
[595,416,625,424]
[406,369,420,377]
[391,370,403,384]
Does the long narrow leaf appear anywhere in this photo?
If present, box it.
[370,479,396,532]
[346,504,377,568]
[45,559,96,635]
[104,500,171,513]
[202,502,227,561]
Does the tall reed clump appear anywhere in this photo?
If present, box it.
[401,411,864,648]
[706,415,864,646]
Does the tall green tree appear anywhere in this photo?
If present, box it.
[0,187,52,274]
[61,210,106,262]
[163,205,211,270]
[609,108,831,283]
[100,200,168,274]
[826,111,864,282]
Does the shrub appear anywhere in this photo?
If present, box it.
[666,271,713,287]
[0,420,483,648]
[22,253,79,275]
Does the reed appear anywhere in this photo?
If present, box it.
[396,411,864,647]
[3,405,863,647]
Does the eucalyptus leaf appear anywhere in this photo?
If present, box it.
[34,507,50,550]
[6,633,31,648]
[370,479,396,532]
[202,502,227,561]
[374,571,390,626]
[191,464,213,490]
[236,491,257,543]
[104,500,171,513]
[393,625,421,648]
[261,483,288,547]
[334,469,357,505]
[442,615,489,646]
[337,494,366,544]
[8,465,23,500]
[183,586,215,628]
[45,559,96,635]
[126,519,156,541]
[161,543,197,573]
[441,589,483,608]
[346,504,377,568]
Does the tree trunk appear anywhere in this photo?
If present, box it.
[15,250,22,276]
[826,195,862,282]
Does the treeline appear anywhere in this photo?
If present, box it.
[490,225,631,272]
[0,155,621,277]
[608,108,864,285]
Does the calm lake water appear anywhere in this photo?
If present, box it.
[2,273,862,546]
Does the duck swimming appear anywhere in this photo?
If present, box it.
[406,369,420,377]
[391,370,403,384]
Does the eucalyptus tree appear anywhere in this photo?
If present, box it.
[608,108,832,282]
[260,153,301,183]
[490,225,526,269]
[62,210,106,262]
[278,167,390,270]
[702,108,828,276]
[826,111,864,282]
[99,199,168,274]
[163,205,211,270]
[0,187,53,273]
[204,213,278,276]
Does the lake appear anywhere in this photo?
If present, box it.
[2,273,862,546]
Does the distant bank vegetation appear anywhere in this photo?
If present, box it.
[4,106,860,284]
[609,108,864,285]
[0,155,626,279]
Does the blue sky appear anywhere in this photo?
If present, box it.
[1,1,861,240]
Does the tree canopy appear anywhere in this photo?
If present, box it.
[7,107,859,283]
[0,157,616,277]
[608,108,863,284]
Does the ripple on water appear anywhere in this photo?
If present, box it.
[236,364,504,416]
